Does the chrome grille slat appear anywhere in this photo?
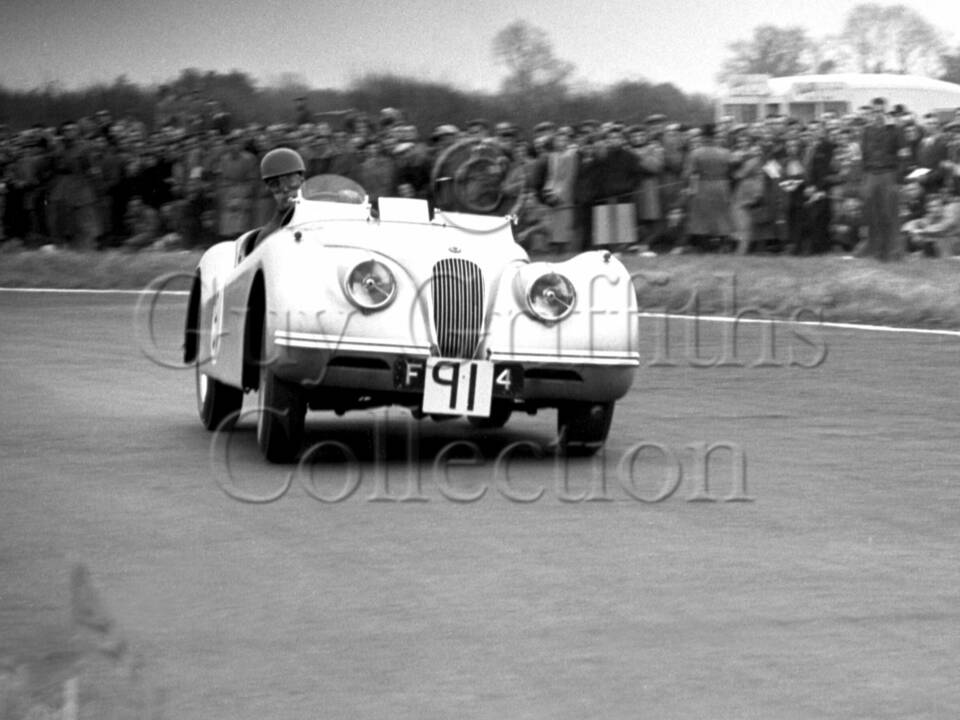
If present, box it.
[432,258,484,358]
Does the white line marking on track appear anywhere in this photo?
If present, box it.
[0,287,189,296]
[636,312,960,338]
[2,288,958,337]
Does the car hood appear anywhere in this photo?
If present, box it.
[284,210,528,282]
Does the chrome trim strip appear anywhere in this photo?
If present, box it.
[488,351,641,366]
[274,330,430,355]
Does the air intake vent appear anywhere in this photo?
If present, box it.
[432,258,484,358]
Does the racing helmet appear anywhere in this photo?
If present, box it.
[260,147,305,181]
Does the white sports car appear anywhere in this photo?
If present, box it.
[184,175,639,462]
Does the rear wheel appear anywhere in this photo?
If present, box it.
[256,327,306,463]
[557,401,615,456]
[196,365,242,431]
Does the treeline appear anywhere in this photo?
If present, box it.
[0,68,715,133]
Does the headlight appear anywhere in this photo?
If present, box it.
[343,260,397,311]
[526,272,576,322]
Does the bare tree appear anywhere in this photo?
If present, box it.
[492,20,574,99]
[941,46,960,85]
[808,34,849,74]
[840,3,944,75]
[719,25,813,82]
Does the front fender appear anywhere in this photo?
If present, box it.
[485,251,639,365]
[258,237,435,382]
[185,240,238,370]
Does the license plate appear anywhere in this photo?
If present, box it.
[394,359,522,417]
[423,358,493,416]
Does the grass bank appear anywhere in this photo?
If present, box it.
[620,254,960,330]
[1,248,959,329]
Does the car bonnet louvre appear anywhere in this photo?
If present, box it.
[432,258,484,359]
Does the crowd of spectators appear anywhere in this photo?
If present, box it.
[2,96,960,260]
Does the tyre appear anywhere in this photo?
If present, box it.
[467,401,513,430]
[556,401,615,456]
[256,326,306,463]
[196,364,243,431]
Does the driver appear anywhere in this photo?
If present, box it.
[253,147,305,246]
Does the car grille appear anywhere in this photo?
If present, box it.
[432,258,484,358]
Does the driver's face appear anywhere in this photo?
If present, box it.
[266,172,303,207]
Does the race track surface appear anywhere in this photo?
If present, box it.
[1,291,959,719]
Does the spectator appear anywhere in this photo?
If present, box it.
[628,124,665,247]
[899,180,926,227]
[465,118,491,140]
[778,137,807,254]
[730,131,765,254]
[901,121,922,177]
[46,120,101,248]
[833,196,865,253]
[304,123,335,176]
[205,100,232,136]
[393,124,431,200]
[682,122,734,251]
[593,125,644,248]
[572,129,610,251]
[915,113,949,193]
[176,168,216,248]
[659,204,687,254]
[428,124,462,209]
[356,137,397,206]
[944,121,960,194]
[800,120,837,255]
[293,97,312,126]
[510,141,552,252]
[539,125,579,251]
[131,143,174,211]
[859,97,906,260]
[86,135,124,246]
[903,190,960,257]
[658,123,687,227]
[496,123,528,211]
[327,130,361,181]
[2,135,48,242]
[213,132,258,239]
[122,195,160,250]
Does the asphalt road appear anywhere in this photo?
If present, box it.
[1,291,959,719]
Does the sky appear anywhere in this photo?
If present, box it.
[1,0,958,97]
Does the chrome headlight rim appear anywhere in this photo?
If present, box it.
[524,271,577,323]
[342,259,398,312]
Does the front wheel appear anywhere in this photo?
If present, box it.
[196,364,243,431]
[557,401,615,456]
[256,330,306,463]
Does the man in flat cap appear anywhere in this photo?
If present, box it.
[466,119,491,139]
[533,121,557,138]
[431,124,460,147]
[494,121,518,155]
[916,113,949,193]
[578,119,600,138]
[860,97,906,260]
[644,113,667,139]
[945,120,960,194]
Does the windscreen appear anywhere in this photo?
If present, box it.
[300,174,367,204]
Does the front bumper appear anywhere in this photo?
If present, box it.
[273,330,638,406]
